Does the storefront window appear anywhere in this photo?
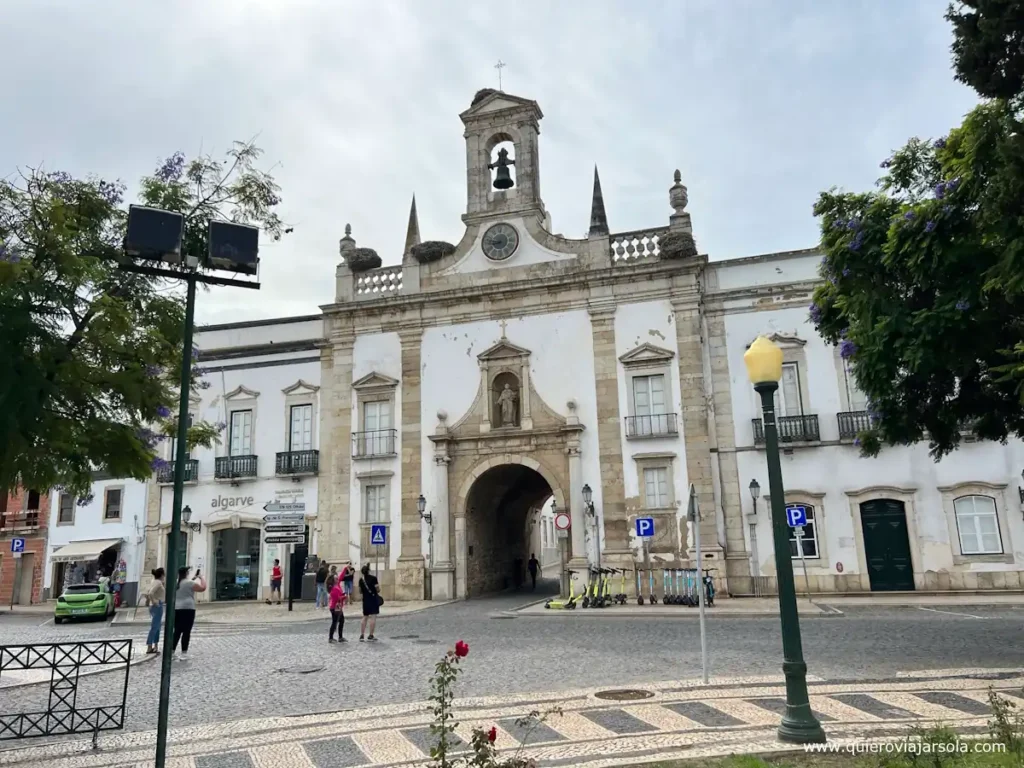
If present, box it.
[213,527,261,600]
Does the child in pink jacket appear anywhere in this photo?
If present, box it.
[328,580,346,643]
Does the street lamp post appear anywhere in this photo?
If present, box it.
[743,336,826,745]
[748,479,761,585]
[181,505,201,533]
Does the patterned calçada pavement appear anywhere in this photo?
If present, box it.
[0,668,1020,768]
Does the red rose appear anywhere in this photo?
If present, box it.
[454,640,469,658]
[487,726,497,743]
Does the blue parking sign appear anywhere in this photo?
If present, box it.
[635,517,655,538]
[10,538,25,554]
[785,505,807,528]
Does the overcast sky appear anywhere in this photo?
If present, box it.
[2,1,977,324]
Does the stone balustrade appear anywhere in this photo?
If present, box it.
[355,265,403,298]
[609,227,668,263]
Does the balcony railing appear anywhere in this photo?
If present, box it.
[753,414,820,445]
[837,411,873,440]
[0,512,39,530]
[157,459,199,485]
[624,413,679,438]
[276,450,319,476]
[215,454,258,480]
[352,429,398,458]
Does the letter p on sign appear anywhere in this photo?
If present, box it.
[635,517,655,538]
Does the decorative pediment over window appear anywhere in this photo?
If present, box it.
[618,343,675,369]
[477,340,531,363]
[282,379,319,396]
[352,372,399,391]
[224,385,260,401]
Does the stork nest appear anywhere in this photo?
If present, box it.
[411,240,456,264]
[659,231,698,260]
[347,247,382,272]
[471,88,499,107]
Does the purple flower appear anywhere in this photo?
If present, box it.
[136,427,166,448]
[156,151,186,183]
[942,205,953,215]
[198,380,212,390]
[96,179,124,206]
[947,177,961,192]
[842,268,851,277]
[849,231,865,252]
[925,221,936,233]
[903,210,916,221]
[151,457,169,471]
[47,171,73,186]
[809,304,823,324]
[192,366,206,378]
[76,493,95,508]
[0,244,21,264]
[853,437,861,447]
[145,364,163,377]
[880,158,892,169]
[956,299,970,311]
[934,182,946,199]
[191,346,201,360]
[216,421,228,433]
[933,137,947,149]
[831,219,845,231]
[156,405,172,419]
[846,219,859,230]
[839,339,858,359]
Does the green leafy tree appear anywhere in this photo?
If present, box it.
[809,3,1024,459]
[0,142,283,498]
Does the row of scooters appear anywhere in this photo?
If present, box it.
[545,567,716,609]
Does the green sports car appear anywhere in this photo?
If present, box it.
[54,582,115,623]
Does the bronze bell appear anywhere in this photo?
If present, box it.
[493,165,514,190]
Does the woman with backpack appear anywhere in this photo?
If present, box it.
[358,564,381,642]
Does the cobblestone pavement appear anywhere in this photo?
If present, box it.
[0,595,1021,748]
[0,669,1020,767]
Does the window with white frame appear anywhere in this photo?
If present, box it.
[289,404,313,451]
[774,363,804,416]
[632,375,667,435]
[58,493,75,524]
[953,495,1003,555]
[363,484,388,523]
[229,410,253,456]
[787,505,818,558]
[363,400,392,431]
[104,488,122,521]
[643,467,671,508]
[843,360,869,411]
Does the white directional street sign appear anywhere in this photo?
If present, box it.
[265,523,304,532]
[265,534,306,544]
[263,502,305,513]
[263,512,305,523]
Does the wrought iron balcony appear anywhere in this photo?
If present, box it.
[624,413,679,438]
[214,454,258,480]
[837,411,873,440]
[276,450,319,476]
[352,429,398,458]
[752,414,820,445]
[157,459,199,485]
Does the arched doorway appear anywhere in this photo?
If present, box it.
[461,463,558,597]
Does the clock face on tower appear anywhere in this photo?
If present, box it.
[482,223,519,261]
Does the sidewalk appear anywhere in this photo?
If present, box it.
[0,642,157,689]
[113,598,445,626]
[1,667,1018,767]
[515,591,1024,618]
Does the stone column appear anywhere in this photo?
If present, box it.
[430,449,454,600]
[318,335,356,565]
[588,305,630,558]
[395,328,425,600]
[567,442,587,566]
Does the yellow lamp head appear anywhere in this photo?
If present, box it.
[744,336,784,385]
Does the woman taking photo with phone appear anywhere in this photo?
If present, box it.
[172,567,206,660]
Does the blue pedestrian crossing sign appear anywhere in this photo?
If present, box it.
[635,517,655,538]
[370,524,387,546]
[10,538,25,554]
[785,505,808,528]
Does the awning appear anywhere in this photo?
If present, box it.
[50,538,122,564]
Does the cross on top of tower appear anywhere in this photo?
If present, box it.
[494,60,506,91]
[498,318,508,338]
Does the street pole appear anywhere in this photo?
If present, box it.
[688,485,709,684]
[756,382,826,744]
[155,271,196,768]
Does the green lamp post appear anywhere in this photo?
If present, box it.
[743,336,826,744]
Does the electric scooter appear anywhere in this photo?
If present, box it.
[647,568,658,606]
[636,568,645,605]
[661,569,672,605]
[545,569,582,609]
[614,568,629,605]
[702,568,716,607]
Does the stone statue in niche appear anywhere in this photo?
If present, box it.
[492,372,520,427]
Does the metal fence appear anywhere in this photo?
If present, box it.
[0,640,132,746]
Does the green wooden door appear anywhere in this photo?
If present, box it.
[860,499,915,591]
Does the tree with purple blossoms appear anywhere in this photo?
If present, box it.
[0,142,284,497]
[810,3,1024,459]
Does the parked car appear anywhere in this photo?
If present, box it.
[54,582,115,623]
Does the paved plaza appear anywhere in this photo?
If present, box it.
[0,593,1022,765]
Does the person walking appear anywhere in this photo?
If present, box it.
[172,567,206,661]
[143,568,166,654]
[315,560,329,609]
[358,564,380,642]
[267,559,283,605]
[326,565,338,592]
[328,577,346,643]
[341,561,355,602]
[528,553,539,591]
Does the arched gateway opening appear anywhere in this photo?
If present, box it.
[461,463,561,597]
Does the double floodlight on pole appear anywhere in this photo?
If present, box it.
[122,204,261,768]
[743,336,826,745]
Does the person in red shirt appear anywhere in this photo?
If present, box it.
[267,559,283,605]
[328,579,346,642]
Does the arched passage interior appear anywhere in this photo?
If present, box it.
[464,463,553,596]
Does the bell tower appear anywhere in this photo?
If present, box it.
[460,89,546,225]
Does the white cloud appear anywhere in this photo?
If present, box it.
[0,0,978,324]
